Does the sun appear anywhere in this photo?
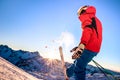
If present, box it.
[46,52,59,60]
[43,48,60,60]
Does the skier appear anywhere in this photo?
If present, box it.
[66,5,102,80]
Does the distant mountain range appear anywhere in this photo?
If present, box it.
[0,44,120,80]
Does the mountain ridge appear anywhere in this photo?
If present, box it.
[0,44,120,80]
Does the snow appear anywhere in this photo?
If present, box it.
[0,57,41,80]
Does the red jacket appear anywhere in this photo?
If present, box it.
[79,6,102,53]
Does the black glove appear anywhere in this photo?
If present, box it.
[71,46,83,59]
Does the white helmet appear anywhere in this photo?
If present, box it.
[77,5,89,16]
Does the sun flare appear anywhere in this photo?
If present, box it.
[43,48,60,60]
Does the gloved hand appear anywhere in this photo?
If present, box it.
[71,43,85,59]
[72,50,81,59]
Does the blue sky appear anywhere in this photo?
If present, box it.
[0,0,120,72]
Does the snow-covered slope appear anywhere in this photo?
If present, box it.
[0,57,41,80]
[0,44,120,80]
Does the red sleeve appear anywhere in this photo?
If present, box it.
[80,27,93,45]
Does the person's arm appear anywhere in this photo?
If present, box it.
[72,27,93,59]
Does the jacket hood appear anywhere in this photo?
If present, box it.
[86,6,96,15]
[79,6,96,29]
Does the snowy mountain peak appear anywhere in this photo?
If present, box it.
[0,44,120,80]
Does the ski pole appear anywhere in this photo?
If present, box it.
[92,60,118,80]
